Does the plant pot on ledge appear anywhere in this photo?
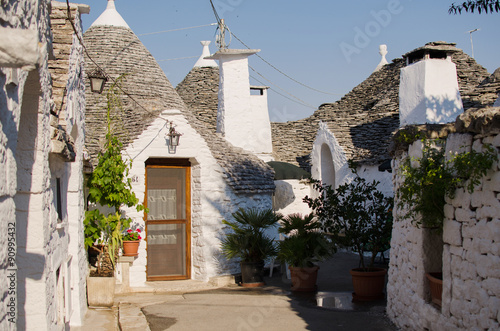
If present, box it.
[426,272,442,307]
[122,240,140,256]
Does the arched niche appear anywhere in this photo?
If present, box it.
[320,143,335,188]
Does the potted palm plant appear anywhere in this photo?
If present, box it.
[221,208,281,287]
[306,162,393,301]
[277,213,334,292]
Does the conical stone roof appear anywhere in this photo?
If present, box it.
[83,25,185,162]
[83,7,274,193]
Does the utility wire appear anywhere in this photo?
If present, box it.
[157,56,198,62]
[249,66,316,109]
[231,31,341,96]
[65,0,170,123]
[250,75,317,110]
[138,23,217,36]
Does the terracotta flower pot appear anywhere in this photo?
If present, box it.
[289,265,319,292]
[122,240,140,257]
[350,267,387,301]
[426,272,442,307]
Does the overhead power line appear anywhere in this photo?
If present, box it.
[65,0,170,123]
[157,55,198,62]
[137,23,217,36]
[231,31,342,96]
[249,66,316,109]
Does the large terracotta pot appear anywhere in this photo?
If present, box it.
[122,240,140,257]
[426,272,442,307]
[350,267,387,301]
[240,261,265,287]
[289,265,319,292]
[87,276,115,307]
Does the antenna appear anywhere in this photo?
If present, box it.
[467,28,480,58]
[215,19,231,50]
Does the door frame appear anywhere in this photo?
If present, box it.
[144,158,191,281]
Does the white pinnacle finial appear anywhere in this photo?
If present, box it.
[374,44,389,72]
[193,41,218,68]
[90,0,130,28]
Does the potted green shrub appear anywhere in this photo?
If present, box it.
[221,208,281,287]
[305,162,393,301]
[277,213,334,292]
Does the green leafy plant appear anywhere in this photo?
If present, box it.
[397,140,498,229]
[221,208,281,263]
[123,228,142,241]
[277,213,334,268]
[305,162,393,270]
[84,78,145,276]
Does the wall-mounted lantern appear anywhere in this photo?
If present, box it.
[166,122,182,153]
[87,68,108,94]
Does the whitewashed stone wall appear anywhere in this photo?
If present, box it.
[0,0,87,329]
[123,109,273,286]
[387,132,500,330]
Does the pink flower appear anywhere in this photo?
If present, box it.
[127,229,132,233]
[137,229,141,233]
[138,235,142,240]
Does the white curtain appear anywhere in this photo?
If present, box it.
[147,189,176,220]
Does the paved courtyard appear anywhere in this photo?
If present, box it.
[80,251,399,330]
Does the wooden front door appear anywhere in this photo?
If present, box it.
[145,160,191,280]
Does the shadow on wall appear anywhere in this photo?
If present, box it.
[272,181,295,211]
[14,70,47,329]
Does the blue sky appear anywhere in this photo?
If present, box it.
[80,0,500,122]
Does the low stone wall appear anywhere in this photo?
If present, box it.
[387,109,500,330]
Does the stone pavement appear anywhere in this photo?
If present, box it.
[77,251,399,330]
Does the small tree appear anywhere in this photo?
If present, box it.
[84,78,145,276]
[305,163,393,270]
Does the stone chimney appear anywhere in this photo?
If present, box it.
[206,49,273,161]
[399,41,464,127]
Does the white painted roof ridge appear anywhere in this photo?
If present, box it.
[90,0,130,28]
[194,41,218,68]
[374,44,389,72]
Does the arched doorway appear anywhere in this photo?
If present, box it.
[320,143,335,187]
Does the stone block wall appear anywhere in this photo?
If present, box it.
[387,125,500,330]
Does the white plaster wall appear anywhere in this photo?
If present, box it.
[123,109,273,286]
[249,89,273,161]
[216,52,273,159]
[273,179,312,217]
[311,122,393,197]
[63,10,88,326]
[399,59,464,127]
[387,133,500,330]
[311,122,352,188]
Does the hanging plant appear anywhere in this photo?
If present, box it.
[397,139,497,230]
